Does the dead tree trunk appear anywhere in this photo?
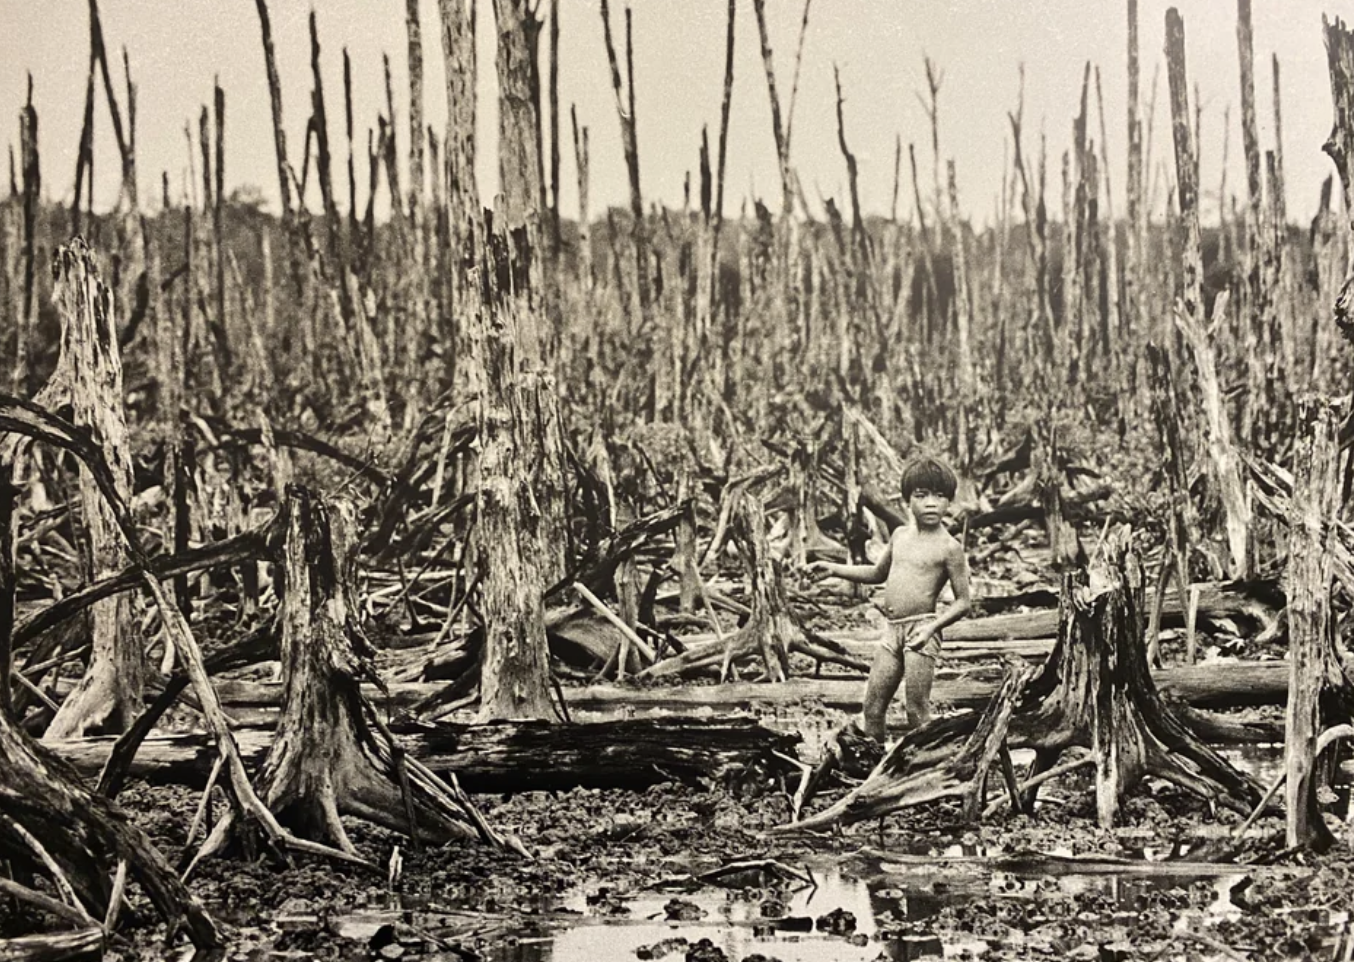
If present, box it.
[228,486,511,856]
[40,241,144,740]
[1125,0,1143,337]
[471,0,568,722]
[732,493,791,682]
[1146,342,1198,651]
[1008,76,1053,369]
[1323,16,1354,343]
[1167,10,1251,579]
[1008,528,1258,826]
[1164,9,1205,339]
[1283,395,1349,850]
[17,86,38,395]
[571,105,591,287]
[252,0,292,225]
[599,0,652,334]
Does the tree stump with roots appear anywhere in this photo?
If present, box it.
[785,527,1261,831]
[194,486,523,867]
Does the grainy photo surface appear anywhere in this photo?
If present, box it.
[0,1,1353,958]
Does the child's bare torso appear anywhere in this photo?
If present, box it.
[875,526,956,620]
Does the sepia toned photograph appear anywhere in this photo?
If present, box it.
[1,1,1353,958]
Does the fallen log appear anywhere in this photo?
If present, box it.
[48,716,800,793]
[571,660,1291,714]
[809,579,1278,644]
[185,658,1291,721]
[0,928,104,961]
[48,654,1293,737]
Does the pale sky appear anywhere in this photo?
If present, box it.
[1,1,1348,227]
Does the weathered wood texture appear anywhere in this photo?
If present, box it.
[40,241,144,740]
[51,716,800,794]
[1284,395,1346,849]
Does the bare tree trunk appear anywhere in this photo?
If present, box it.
[732,494,790,683]
[599,1,651,317]
[1322,16,1354,341]
[252,0,293,225]
[1009,74,1052,368]
[1175,295,1251,580]
[0,465,14,719]
[1284,395,1346,850]
[571,105,591,287]
[212,82,228,375]
[547,0,561,254]
[88,0,135,210]
[405,0,425,221]
[71,60,95,237]
[472,0,569,722]
[18,84,38,394]
[947,161,974,400]
[1166,9,1251,578]
[750,0,793,219]
[36,243,142,739]
[1165,9,1203,331]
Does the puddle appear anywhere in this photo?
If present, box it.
[396,850,1258,962]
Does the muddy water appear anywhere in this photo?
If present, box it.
[475,851,1250,961]
[470,740,1301,961]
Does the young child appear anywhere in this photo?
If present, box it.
[808,456,972,743]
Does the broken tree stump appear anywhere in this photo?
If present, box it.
[1283,394,1353,851]
[1007,527,1260,826]
[201,486,518,863]
[38,240,145,740]
[730,491,791,681]
[784,660,1034,831]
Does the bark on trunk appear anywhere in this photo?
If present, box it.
[52,717,800,795]
[243,487,510,854]
[471,0,568,722]
[1283,395,1347,850]
[41,241,144,740]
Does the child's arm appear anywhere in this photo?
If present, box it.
[806,531,894,585]
[915,542,973,640]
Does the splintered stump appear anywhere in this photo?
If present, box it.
[787,660,1034,831]
[0,714,219,950]
[39,240,144,739]
[1010,529,1259,826]
[1283,394,1353,850]
[199,486,520,864]
[787,528,1260,831]
[730,493,791,681]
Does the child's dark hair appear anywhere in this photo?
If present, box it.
[900,456,957,500]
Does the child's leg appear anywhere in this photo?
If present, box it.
[860,629,906,741]
[903,650,935,728]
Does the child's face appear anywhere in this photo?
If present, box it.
[908,488,950,527]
